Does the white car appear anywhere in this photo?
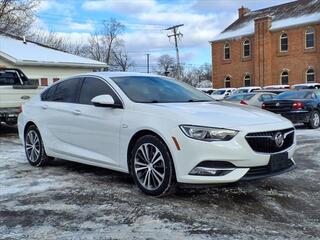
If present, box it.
[18,72,296,196]
[197,87,216,95]
[291,83,320,90]
[234,86,262,94]
[211,88,237,100]
[263,85,290,89]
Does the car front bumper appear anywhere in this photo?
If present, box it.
[169,122,296,184]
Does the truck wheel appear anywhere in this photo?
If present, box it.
[308,111,320,129]
[24,125,52,166]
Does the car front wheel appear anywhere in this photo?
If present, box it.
[308,111,320,129]
[130,135,176,196]
[25,125,51,166]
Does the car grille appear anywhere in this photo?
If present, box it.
[245,128,294,153]
[243,159,294,180]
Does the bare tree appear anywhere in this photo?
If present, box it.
[29,30,69,50]
[88,18,125,70]
[111,46,135,71]
[0,0,39,35]
[157,54,175,76]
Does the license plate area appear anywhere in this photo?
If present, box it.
[269,152,289,171]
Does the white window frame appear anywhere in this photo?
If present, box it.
[224,43,230,60]
[305,28,315,49]
[243,40,251,57]
[306,68,315,83]
[280,71,289,85]
[244,75,251,87]
[224,76,231,88]
[280,33,288,52]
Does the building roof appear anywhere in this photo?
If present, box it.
[212,0,320,42]
[0,33,107,68]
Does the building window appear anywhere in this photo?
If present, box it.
[243,40,251,57]
[281,71,289,85]
[280,33,288,52]
[244,75,251,86]
[224,76,231,88]
[305,28,315,49]
[306,68,315,83]
[224,43,230,60]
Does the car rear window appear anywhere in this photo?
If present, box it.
[226,93,255,101]
[0,71,21,86]
[275,91,312,100]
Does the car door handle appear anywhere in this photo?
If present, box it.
[72,109,81,115]
[42,104,48,110]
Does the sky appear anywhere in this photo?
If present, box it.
[36,0,293,72]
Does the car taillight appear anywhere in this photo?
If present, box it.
[261,103,266,109]
[240,100,248,105]
[292,102,304,110]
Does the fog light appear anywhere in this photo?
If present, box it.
[189,167,234,176]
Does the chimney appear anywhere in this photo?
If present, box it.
[238,6,250,18]
[23,36,27,44]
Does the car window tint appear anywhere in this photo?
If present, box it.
[52,78,81,103]
[260,94,274,102]
[41,85,57,101]
[0,71,21,85]
[227,94,254,101]
[79,77,121,105]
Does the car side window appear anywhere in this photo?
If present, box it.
[0,71,21,85]
[259,94,274,102]
[79,77,121,105]
[41,85,57,101]
[52,78,81,103]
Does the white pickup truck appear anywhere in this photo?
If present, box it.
[0,68,44,127]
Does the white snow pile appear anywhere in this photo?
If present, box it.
[0,35,106,67]
[212,12,320,42]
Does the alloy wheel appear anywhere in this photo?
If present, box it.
[313,112,320,127]
[25,130,41,162]
[134,143,165,190]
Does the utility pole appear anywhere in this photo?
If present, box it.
[165,24,184,80]
[146,53,150,73]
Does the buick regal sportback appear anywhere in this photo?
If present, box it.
[18,72,296,196]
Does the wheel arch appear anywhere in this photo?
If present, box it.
[127,129,175,175]
[24,121,37,138]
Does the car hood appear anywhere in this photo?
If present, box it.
[151,101,290,129]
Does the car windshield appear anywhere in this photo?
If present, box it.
[226,93,255,101]
[213,90,226,95]
[275,91,311,100]
[111,76,213,103]
[235,89,249,94]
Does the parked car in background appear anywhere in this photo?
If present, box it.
[291,83,320,90]
[197,87,216,95]
[18,72,296,196]
[263,85,290,89]
[225,92,276,107]
[210,88,237,100]
[253,89,289,95]
[0,68,43,127]
[262,90,320,129]
[234,86,261,94]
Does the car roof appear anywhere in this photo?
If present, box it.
[292,83,320,86]
[75,71,161,78]
[237,86,261,89]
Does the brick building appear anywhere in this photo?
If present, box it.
[211,0,320,88]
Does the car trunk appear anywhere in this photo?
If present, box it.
[263,100,297,113]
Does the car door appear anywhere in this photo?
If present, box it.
[68,77,124,167]
[39,78,82,156]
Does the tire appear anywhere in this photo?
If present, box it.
[24,125,51,167]
[130,135,176,196]
[308,111,320,129]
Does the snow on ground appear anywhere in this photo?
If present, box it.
[0,125,320,240]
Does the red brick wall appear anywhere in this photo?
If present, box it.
[212,22,320,88]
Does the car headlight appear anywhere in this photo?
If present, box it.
[179,125,238,141]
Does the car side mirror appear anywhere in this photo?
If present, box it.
[91,94,123,108]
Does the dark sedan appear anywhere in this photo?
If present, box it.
[262,90,320,129]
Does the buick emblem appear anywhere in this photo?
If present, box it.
[274,132,284,148]
[276,102,280,107]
